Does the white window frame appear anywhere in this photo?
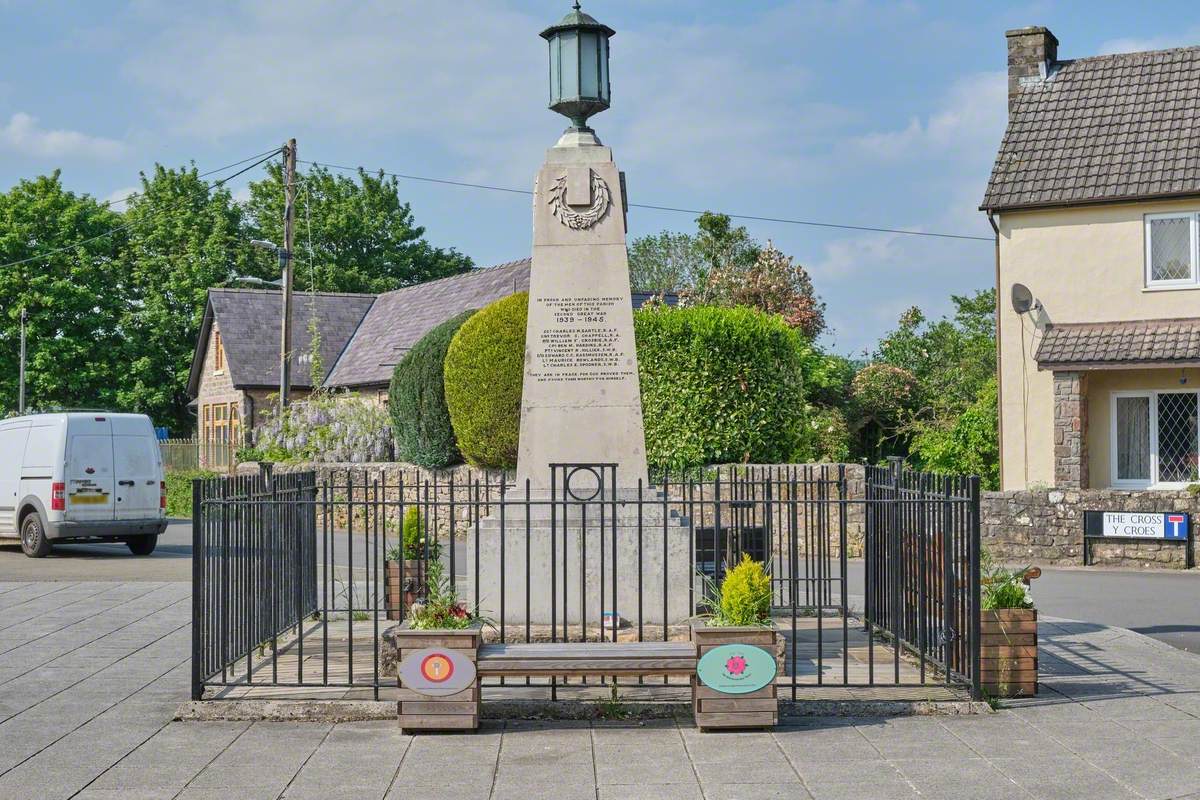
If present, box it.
[1110,389,1200,489]
[1144,212,1199,289]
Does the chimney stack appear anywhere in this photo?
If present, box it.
[1006,26,1058,113]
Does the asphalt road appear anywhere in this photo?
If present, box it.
[3,521,1198,655]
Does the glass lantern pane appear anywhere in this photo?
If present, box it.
[599,36,609,102]
[560,31,579,99]
[579,32,599,98]
[548,35,561,103]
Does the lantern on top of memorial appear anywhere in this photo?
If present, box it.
[541,2,615,131]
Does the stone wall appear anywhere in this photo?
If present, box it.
[982,488,1198,568]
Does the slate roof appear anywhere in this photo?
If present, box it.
[982,45,1200,211]
[187,289,375,395]
[190,259,684,397]
[1035,318,1200,369]
[325,259,531,388]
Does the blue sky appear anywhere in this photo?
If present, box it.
[2,1,1196,355]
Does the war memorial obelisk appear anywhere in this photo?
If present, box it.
[470,5,691,627]
[514,4,649,492]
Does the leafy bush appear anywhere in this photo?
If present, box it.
[164,469,218,518]
[635,305,806,470]
[705,555,772,626]
[797,405,851,462]
[443,292,527,469]
[253,393,393,463]
[389,310,475,468]
[910,377,1000,489]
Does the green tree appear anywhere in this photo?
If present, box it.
[627,230,702,295]
[246,164,472,294]
[0,173,129,414]
[910,376,1000,489]
[706,241,826,339]
[117,165,256,432]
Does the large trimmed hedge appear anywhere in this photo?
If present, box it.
[634,305,806,470]
[389,309,476,468]
[443,292,527,468]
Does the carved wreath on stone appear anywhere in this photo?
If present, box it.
[547,172,611,230]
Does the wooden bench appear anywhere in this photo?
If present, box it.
[477,642,698,678]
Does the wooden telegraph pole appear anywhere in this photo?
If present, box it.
[17,307,26,414]
[279,138,297,408]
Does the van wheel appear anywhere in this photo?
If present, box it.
[126,535,157,556]
[20,514,52,558]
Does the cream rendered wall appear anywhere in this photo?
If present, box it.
[997,198,1200,490]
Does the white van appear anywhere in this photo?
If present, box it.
[0,413,167,557]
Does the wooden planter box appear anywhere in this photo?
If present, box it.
[980,608,1037,698]
[393,621,482,733]
[384,560,426,621]
[691,622,780,731]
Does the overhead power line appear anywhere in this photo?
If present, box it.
[300,158,992,243]
[0,148,283,271]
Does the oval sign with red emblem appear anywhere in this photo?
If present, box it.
[397,647,477,696]
[696,644,777,695]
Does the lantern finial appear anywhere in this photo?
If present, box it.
[541,4,614,136]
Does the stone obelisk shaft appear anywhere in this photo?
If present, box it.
[515,138,649,491]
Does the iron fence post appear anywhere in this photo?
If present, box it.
[190,478,204,701]
[968,475,983,700]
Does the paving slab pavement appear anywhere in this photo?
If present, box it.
[0,582,1199,798]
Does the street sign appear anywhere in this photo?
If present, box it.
[397,647,477,696]
[1083,511,1193,567]
[1084,511,1189,541]
[696,643,777,695]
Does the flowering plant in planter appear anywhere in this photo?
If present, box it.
[406,559,481,631]
[980,550,1038,698]
[700,554,773,627]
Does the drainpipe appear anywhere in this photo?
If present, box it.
[987,210,1003,489]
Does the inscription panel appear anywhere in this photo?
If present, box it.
[530,295,636,384]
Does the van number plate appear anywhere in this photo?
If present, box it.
[70,494,109,505]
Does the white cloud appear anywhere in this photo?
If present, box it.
[0,112,126,159]
[1097,32,1200,55]
[849,71,1006,162]
[811,231,903,280]
[103,186,140,209]
[121,2,849,190]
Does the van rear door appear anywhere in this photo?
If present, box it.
[112,417,162,520]
[65,417,115,522]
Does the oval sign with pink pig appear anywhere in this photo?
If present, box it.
[696,644,777,694]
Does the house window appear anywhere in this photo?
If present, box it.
[1112,390,1200,487]
[1145,213,1198,287]
[213,330,225,373]
[200,402,240,467]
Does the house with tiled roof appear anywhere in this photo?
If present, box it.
[984,27,1200,490]
[188,258,671,466]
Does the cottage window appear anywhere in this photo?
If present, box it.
[1111,390,1200,488]
[1145,213,1198,287]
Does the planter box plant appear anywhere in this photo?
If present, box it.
[692,556,780,730]
[391,559,484,733]
[384,507,437,621]
[980,559,1038,698]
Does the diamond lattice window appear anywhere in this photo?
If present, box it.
[1157,393,1199,483]
[1147,214,1197,285]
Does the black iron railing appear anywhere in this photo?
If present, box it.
[191,462,982,701]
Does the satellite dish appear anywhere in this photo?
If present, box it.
[1011,283,1034,314]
